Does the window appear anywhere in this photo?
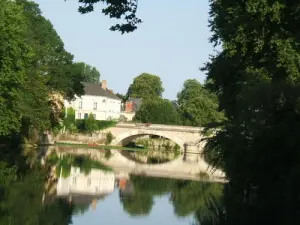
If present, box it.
[93,102,97,110]
[78,113,81,119]
[84,113,88,119]
[79,101,82,109]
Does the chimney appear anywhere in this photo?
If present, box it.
[101,80,107,90]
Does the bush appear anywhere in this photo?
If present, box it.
[105,132,114,145]
[63,107,76,128]
[84,114,99,134]
[75,119,117,133]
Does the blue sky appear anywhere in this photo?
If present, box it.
[34,0,214,100]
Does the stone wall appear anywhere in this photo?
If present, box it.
[54,132,107,144]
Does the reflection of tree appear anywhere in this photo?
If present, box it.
[0,167,74,225]
[119,175,224,221]
[38,198,73,225]
[73,204,90,215]
[119,176,177,216]
[170,181,223,218]
[120,191,153,216]
[130,176,175,196]
[0,168,45,225]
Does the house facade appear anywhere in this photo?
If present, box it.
[120,97,142,121]
[65,80,121,121]
[124,98,142,113]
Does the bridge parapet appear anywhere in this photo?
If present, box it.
[116,123,203,133]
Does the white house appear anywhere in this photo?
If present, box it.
[65,80,121,120]
[57,166,116,196]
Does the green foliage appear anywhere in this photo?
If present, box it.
[134,97,181,125]
[177,79,225,126]
[0,0,87,138]
[46,151,60,166]
[116,93,127,105]
[84,114,98,134]
[74,0,142,34]
[55,154,113,178]
[126,73,164,99]
[63,107,75,127]
[0,168,74,225]
[105,132,114,145]
[120,175,224,219]
[0,0,33,135]
[61,107,78,133]
[98,120,117,130]
[202,0,300,223]
[75,119,117,133]
[18,0,84,101]
[73,62,100,83]
[0,162,17,187]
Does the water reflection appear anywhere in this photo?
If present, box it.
[0,147,224,225]
[52,163,224,224]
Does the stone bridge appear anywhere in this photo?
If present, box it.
[105,123,207,162]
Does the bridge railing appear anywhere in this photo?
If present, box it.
[116,122,204,133]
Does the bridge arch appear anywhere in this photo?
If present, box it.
[111,129,186,150]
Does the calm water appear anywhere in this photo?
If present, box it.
[72,188,194,225]
[0,147,224,225]
[54,167,223,225]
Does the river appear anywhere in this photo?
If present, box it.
[0,146,224,225]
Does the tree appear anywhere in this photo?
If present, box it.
[0,0,86,138]
[116,93,126,102]
[134,98,181,125]
[73,62,101,83]
[177,79,225,126]
[0,0,33,135]
[202,0,300,224]
[126,73,164,99]
[18,0,85,101]
[73,0,142,34]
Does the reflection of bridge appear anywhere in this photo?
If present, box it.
[47,146,225,182]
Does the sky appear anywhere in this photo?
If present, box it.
[34,0,214,100]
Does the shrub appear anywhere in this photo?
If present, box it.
[84,114,99,134]
[105,132,114,145]
[75,119,117,133]
[63,107,76,128]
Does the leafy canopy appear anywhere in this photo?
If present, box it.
[134,97,181,125]
[177,79,225,126]
[127,73,164,99]
[72,0,142,33]
[73,62,101,83]
[0,0,33,135]
[202,0,300,223]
